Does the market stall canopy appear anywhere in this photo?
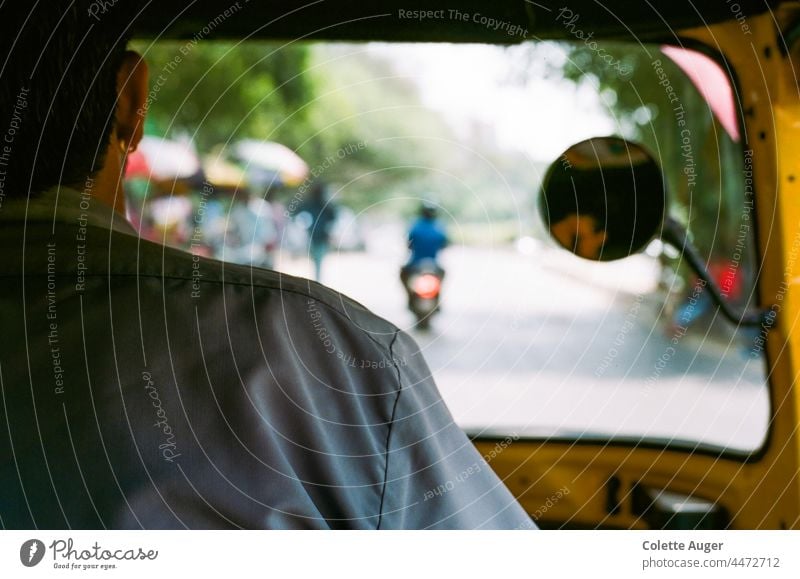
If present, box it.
[149,195,194,228]
[233,140,309,187]
[203,154,249,191]
[137,136,202,180]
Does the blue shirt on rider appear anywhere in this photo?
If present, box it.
[408,217,447,265]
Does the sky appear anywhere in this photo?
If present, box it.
[369,42,616,162]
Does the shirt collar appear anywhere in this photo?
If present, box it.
[0,186,137,236]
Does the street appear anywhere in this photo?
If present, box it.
[277,225,769,453]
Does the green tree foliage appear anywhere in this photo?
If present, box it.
[299,44,455,213]
[304,45,538,225]
[132,41,314,151]
[133,40,534,225]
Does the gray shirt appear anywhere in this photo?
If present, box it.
[0,187,533,529]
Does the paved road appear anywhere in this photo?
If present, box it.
[276,227,769,452]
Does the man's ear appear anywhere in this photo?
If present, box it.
[115,51,148,152]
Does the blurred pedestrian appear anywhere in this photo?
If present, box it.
[299,182,337,281]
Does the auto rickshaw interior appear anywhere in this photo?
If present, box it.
[126,0,800,529]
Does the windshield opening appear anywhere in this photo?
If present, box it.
[127,38,769,453]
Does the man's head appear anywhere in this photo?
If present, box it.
[0,2,148,212]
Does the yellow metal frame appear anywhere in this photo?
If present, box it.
[478,6,800,529]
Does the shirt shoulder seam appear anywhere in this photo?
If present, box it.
[376,328,403,530]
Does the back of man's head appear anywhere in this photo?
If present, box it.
[0,2,133,198]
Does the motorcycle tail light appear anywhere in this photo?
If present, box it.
[413,274,441,299]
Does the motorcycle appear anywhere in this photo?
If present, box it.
[402,258,444,330]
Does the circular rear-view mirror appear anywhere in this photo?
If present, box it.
[538,137,666,261]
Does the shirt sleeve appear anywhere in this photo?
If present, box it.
[378,330,535,529]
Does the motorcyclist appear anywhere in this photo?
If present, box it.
[400,200,448,304]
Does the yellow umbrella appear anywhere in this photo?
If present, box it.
[203,154,249,190]
[234,140,309,187]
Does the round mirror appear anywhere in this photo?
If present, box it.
[538,137,666,261]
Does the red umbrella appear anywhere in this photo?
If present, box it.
[125,149,151,179]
